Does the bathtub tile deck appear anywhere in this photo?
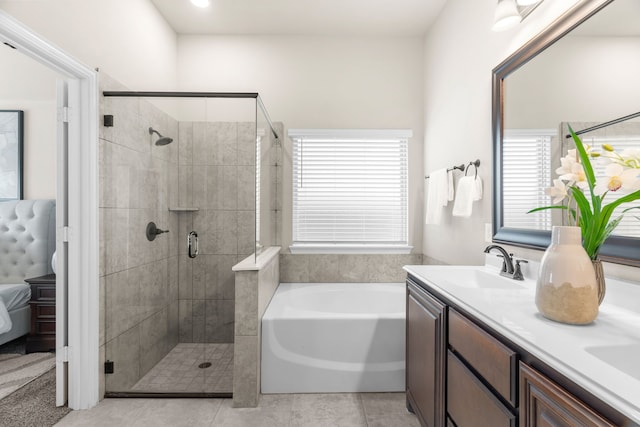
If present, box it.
[56,392,420,426]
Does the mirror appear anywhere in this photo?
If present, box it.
[493,0,640,267]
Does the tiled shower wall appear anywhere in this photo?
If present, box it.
[99,74,180,392]
[176,121,258,343]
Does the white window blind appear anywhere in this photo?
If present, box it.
[581,135,640,238]
[289,129,411,253]
[503,130,554,230]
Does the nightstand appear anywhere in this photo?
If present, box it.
[25,273,56,353]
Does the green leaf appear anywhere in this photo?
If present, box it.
[621,205,640,214]
[588,189,640,258]
[569,186,599,257]
[568,125,596,187]
[603,215,624,237]
[568,125,599,213]
[527,206,568,214]
[594,215,625,255]
[600,189,640,226]
[569,186,594,222]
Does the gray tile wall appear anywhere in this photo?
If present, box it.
[99,74,180,392]
[233,251,280,408]
[177,121,258,343]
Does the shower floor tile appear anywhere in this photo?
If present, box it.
[132,343,233,393]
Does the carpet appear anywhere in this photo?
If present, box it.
[0,351,56,400]
[0,368,71,427]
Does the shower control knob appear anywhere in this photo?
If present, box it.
[146,221,169,241]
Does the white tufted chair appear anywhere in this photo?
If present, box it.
[0,199,56,284]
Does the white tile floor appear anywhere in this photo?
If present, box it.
[131,343,233,394]
[55,392,420,427]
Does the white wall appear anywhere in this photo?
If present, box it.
[506,36,640,129]
[0,0,178,91]
[423,0,640,281]
[421,0,580,265]
[0,43,59,199]
[178,35,425,252]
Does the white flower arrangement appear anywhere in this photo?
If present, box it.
[529,125,640,259]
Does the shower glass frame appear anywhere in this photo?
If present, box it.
[101,91,278,397]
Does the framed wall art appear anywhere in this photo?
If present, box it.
[0,110,24,200]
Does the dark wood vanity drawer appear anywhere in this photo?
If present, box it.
[520,363,615,427]
[448,308,518,405]
[447,351,516,427]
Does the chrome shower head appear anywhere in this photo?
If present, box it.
[148,127,173,146]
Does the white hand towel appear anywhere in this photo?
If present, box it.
[473,175,483,201]
[452,176,475,217]
[426,168,448,224]
[447,170,455,202]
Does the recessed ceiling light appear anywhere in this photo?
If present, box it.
[191,0,210,8]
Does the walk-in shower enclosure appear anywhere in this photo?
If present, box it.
[99,76,281,396]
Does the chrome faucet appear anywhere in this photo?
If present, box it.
[483,245,528,280]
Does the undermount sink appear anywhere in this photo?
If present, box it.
[585,344,640,381]
[423,267,526,290]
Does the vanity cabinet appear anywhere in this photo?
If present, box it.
[406,275,622,427]
[520,363,615,427]
[406,279,446,427]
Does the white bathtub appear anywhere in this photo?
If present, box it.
[261,282,406,393]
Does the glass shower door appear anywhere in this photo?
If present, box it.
[102,92,267,396]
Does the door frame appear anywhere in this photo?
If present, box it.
[0,11,100,409]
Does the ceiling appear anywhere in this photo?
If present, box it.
[149,0,448,36]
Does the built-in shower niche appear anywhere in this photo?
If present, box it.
[100,84,281,397]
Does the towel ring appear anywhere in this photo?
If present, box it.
[465,159,480,179]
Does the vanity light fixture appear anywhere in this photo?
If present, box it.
[191,0,210,8]
[492,0,522,32]
[492,0,544,32]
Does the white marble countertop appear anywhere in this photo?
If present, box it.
[403,263,640,424]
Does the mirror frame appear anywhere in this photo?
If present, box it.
[492,0,640,267]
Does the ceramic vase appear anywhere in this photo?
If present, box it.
[592,258,606,305]
[536,226,599,324]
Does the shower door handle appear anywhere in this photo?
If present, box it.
[188,231,199,258]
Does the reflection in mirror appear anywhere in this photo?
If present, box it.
[560,121,640,238]
[493,0,640,266]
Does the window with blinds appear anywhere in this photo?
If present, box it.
[289,129,411,253]
[581,135,640,238]
[503,130,554,230]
